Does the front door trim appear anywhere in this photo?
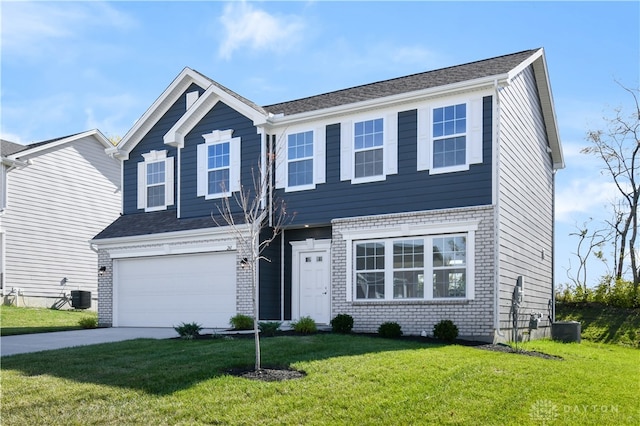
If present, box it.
[291,238,331,323]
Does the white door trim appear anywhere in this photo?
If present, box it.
[291,239,331,323]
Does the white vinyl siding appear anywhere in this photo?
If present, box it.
[2,138,120,302]
[497,66,554,328]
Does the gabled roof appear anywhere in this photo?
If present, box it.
[4,129,112,159]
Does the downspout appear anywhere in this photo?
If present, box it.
[281,228,285,321]
[177,147,181,218]
[492,78,507,340]
[551,169,556,323]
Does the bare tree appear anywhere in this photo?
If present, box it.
[566,220,610,299]
[212,141,288,372]
[582,84,639,292]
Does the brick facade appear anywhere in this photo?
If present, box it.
[331,206,496,342]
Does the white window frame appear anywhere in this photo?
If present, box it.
[137,150,174,212]
[275,126,326,192]
[197,129,241,200]
[340,111,398,184]
[342,221,478,302]
[417,95,483,174]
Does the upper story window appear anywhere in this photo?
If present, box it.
[275,127,325,192]
[207,142,230,195]
[287,131,313,187]
[340,112,398,184]
[354,118,384,179]
[417,96,484,174]
[433,104,466,169]
[197,129,241,199]
[137,150,174,212]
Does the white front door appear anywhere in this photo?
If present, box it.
[292,240,331,324]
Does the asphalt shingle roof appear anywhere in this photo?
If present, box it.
[1,140,26,157]
[263,49,538,116]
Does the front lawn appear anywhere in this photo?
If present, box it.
[0,305,97,336]
[1,334,637,425]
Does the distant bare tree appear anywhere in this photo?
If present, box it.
[566,220,610,300]
[582,84,639,292]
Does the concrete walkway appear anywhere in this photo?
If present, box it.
[1,328,179,357]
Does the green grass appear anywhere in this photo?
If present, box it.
[1,334,638,425]
[0,305,97,336]
[556,303,640,347]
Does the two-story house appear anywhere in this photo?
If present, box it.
[2,131,121,309]
[92,48,563,342]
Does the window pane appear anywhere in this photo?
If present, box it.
[288,131,313,160]
[147,184,165,208]
[208,169,229,194]
[433,103,466,137]
[433,269,466,298]
[394,271,424,298]
[354,148,383,178]
[288,159,313,186]
[146,161,165,185]
[208,142,230,169]
[356,272,385,299]
[432,136,466,168]
[393,240,424,268]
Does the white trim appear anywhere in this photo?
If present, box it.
[8,129,113,160]
[90,223,251,249]
[108,240,237,259]
[290,239,331,321]
[197,130,241,199]
[342,220,479,302]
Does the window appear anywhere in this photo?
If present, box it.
[393,240,424,299]
[433,103,466,169]
[432,236,467,298]
[287,131,313,187]
[197,130,241,199]
[146,161,165,208]
[354,118,384,178]
[353,233,472,301]
[356,242,385,299]
[416,97,484,174]
[340,112,398,184]
[137,150,174,212]
[207,142,230,194]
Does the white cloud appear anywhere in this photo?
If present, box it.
[217,1,305,60]
[555,178,618,223]
[1,1,135,58]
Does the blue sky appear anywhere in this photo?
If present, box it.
[1,1,639,288]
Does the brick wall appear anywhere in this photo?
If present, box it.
[331,206,496,342]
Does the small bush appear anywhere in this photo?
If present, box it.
[230,314,254,330]
[174,322,202,339]
[258,321,282,337]
[78,317,97,329]
[331,313,354,334]
[292,316,317,334]
[433,319,459,342]
[378,321,402,338]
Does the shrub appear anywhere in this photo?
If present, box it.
[173,322,202,339]
[378,321,402,338]
[330,313,354,334]
[229,314,254,330]
[433,319,459,342]
[291,316,317,334]
[258,321,282,337]
[78,317,97,329]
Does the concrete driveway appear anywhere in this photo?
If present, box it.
[1,328,179,357]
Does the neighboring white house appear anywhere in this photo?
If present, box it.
[1,130,121,309]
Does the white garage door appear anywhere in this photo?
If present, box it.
[115,252,236,328]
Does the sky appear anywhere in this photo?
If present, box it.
[1,1,639,289]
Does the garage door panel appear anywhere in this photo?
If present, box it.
[115,252,236,328]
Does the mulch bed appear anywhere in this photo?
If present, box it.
[226,367,306,382]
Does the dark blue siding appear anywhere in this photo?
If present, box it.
[259,230,281,320]
[123,84,205,214]
[280,96,493,226]
[180,102,262,219]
